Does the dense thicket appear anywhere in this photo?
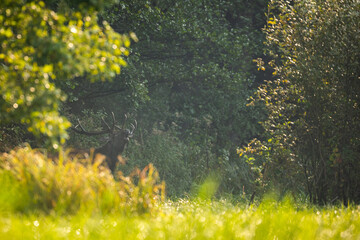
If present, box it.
[241,0,360,204]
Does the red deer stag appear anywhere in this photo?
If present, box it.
[71,112,136,173]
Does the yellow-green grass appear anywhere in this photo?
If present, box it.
[0,146,164,215]
[1,199,360,239]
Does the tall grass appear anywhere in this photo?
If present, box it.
[0,146,164,215]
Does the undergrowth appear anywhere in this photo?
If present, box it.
[0,146,165,215]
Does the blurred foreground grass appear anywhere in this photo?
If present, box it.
[1,199,360,239]
[0,147,359,239]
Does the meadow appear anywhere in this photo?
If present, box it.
[1,199,360,239]
[1,147,359,240]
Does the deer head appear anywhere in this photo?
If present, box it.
[71,112,136,173]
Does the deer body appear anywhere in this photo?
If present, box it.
[94,130,130,172]
[71,113,136,173]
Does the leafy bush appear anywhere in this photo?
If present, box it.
[0,146,164,215]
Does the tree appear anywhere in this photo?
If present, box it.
[0,0,135,148]
[241,0,360,203]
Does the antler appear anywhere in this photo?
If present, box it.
[130,120,137,134]
[71,112,116,136]
[71,112,136,136]
[122,114,128,129]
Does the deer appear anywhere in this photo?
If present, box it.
[71,112,136,173]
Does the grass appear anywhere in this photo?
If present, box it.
[0,146,164,215]
[1,147,359,239]
[1,199,360,239]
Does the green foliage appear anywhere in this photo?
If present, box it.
[0,146,164,215]
[242,0,360,203]
[124,130,192,197]
[1,198,360,239]
[0,0,134,147]
[0,124,33,152]
[47,0,119,12]
[124,127,255,199]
